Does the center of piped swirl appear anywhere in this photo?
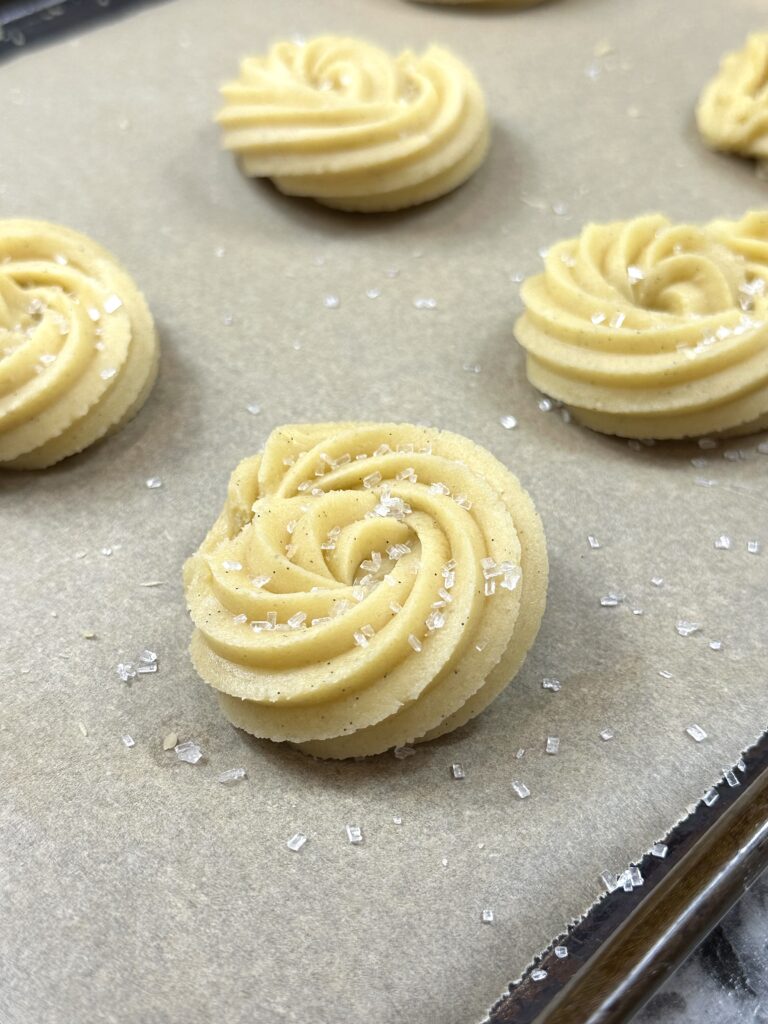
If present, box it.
[631,229,751,317]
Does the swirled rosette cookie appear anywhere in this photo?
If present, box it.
[697,33,768,160]
[0,220,158,469]
[515,214,768,439]
[183,423,547,759]
[217,36,489,212]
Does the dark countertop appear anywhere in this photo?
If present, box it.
[638,873,768,1024]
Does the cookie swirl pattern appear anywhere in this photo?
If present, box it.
[515,214,768,439]
[217,36,489,212]
[184,423,547,759]
[0,220,158,469]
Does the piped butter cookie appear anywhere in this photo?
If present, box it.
[515,214,768,439]
[0,220,158,469]
[697,32,768,160]
[183,423,547,759]
[217,36,489,212]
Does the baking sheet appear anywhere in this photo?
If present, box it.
[2,1,768,1022]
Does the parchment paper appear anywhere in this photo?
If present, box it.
[1,1,767,1022]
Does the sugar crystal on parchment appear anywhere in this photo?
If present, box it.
[686,724,707,743]
[175,740,203,764]
[601,871,618,892]
[346,824,363,844]
[394,745,415,759]
[676,620,701,637]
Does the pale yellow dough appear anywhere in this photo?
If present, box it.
[217,36,490,212]
[183,423,548,759]
[697,32,768,160]
[0,220,158,469]
[514,213,768,440]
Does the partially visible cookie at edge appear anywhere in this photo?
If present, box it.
[697,32,768,160]
[0,219,158,470]
[514,212,768,440]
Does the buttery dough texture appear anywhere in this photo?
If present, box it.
[514,213,768,439]
[708,209,768,277]
[697,32,768,159]
[183,423,548,759]
[0,220,158,469]
[217,36,489,212]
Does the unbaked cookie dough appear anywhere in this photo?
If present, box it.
[0,220,158,469]
[217,36,489,212]
[183,423,548,759]
[708,209,768,277]
[697,32,768,160]
[514,213,768,439]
